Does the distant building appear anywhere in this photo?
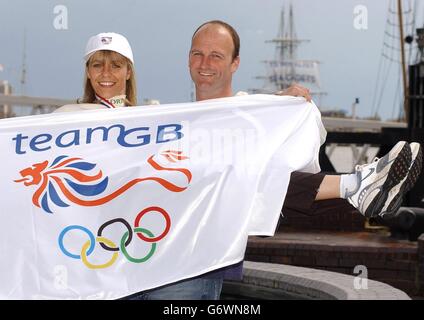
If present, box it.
[143,98,160,105]
[0,80,14,118]
[320,109,347,118]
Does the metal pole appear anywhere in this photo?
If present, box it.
[398,0,409,121]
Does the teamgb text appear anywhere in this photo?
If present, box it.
[12,123,184,155]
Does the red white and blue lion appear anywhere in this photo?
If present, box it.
[14,150,191,213]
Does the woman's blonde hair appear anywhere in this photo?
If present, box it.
[81,50,137,106]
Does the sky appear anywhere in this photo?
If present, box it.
[0,0,423,120]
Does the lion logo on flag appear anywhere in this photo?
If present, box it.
[14,150,191,214]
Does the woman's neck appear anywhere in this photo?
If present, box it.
[95,94,127,108]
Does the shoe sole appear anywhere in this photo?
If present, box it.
[380,143,423,218]
[363,142,412,217]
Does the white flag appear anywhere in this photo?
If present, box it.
[0,94,324,299]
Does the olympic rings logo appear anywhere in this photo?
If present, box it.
[58,206,171,269]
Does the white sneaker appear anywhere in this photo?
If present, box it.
[347,141,412,217]
[379,142,423,218]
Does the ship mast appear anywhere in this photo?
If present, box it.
[20,29,27,94]
[251,2,326,105]
[398,0,409,120]
[267,3,309,91]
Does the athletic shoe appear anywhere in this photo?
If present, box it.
[379,142,423,218]
[346,141,412,217]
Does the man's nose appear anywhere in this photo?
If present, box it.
[199,56,211,68]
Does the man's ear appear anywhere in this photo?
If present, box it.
[231,56,240,73]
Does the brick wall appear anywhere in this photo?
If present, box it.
[246,237,421,296]
[418,234,424,294]
[266,195,424,297]
[278,208,366,232]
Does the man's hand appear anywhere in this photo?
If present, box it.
[275,84,312,102]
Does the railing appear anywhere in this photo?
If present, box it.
[0,94,74,117]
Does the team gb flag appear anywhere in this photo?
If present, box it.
[0,94,325,299]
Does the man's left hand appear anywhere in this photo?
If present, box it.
[275,84,312,102]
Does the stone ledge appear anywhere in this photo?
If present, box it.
[231,261,411,300]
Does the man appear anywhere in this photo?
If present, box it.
[134,20,421,300]
[188,20,421,217]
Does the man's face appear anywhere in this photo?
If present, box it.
[189,24,240,100]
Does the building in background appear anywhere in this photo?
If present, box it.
[0,80,14,118]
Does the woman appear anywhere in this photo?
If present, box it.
[55,32,137,112]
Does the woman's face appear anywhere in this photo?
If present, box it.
[87,51,131,99]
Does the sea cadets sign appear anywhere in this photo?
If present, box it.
[0,94,324,299]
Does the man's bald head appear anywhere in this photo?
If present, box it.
[192,20,240,61]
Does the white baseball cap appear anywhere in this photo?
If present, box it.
[84,32,134,64]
